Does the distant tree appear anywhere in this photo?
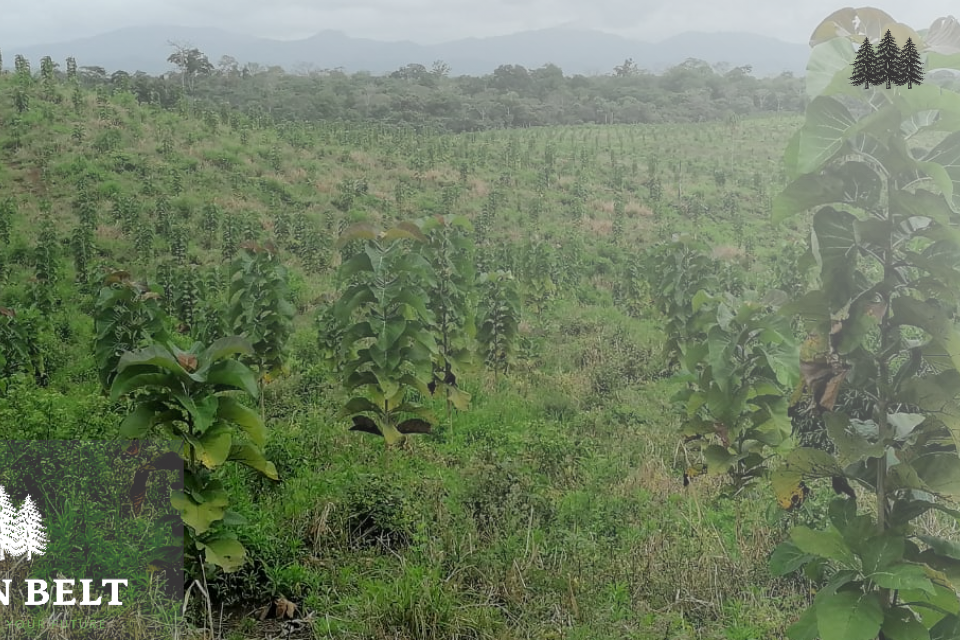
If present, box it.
[217,55,240,77]
[390,63,428,82]
[849,37,879,88]
[876,29,899,89]
[166,41,213,91]
[430,60,451,78]
[896,37,924,88]
[614,58,639,77]
[66,57,77,82]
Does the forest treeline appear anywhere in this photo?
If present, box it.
[6,45,815,131]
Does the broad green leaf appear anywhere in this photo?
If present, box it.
[898,372,960,452]
[792,525,858,567]
[783,447,843,477]
[171,488,228,535]
[882,607,930,640]
[808,7,896,46]
[380,421,405,447]
[337,223,377,247]
[797,97,857,174]
[227,444,279,480]
[343,396,381,416]
[888,413,927,441]
[773,173,843,222]
[805,37,857,100]
[119,404,158,438]
[116,344,183,375]
[918,536,960,562]
[109,369,177,402]
[861,533,905,574]
[920,131,960,213]
[199,336,254,368]
[216,397,266,448]
[872,563,936,594]
[812,207,861,308]
[196,423,232,469]
[447,386,471,412]
[808,7,859,47]
[770,541,814,576]
[787,603,819,640]
[815,590,883,640]
[197,537,246,573]
[900,583,960,629]
[930,614,960,640]
[891,297,960,373]
[703,445,736,474]
[206,359,260,399]
[914,453,960,497]
[828,496,858,531]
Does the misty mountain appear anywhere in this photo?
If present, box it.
[5,25,808,78]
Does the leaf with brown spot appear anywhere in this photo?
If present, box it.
[177,353,198,372]
[0,308,15,318]
[819,369,849,411]
[713,422,730,448]
[104,271,132,285]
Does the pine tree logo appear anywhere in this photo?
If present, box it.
[850,31,924,89]
[876,29,899,89]
[850,37,879,88]
[0,486,47,561]
[897,38,924,88]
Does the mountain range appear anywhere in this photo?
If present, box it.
[4,26,809,78]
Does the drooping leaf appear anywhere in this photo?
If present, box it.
[770,541,815,576]
[815,590,883,640]
[791,525,858,567]
[197,536,246,573]
[227,444,279,481]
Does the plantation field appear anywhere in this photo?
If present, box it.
[2,18,960,639]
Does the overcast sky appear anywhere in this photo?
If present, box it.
[2,1,956,48]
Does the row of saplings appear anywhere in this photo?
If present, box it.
[85,214,524,618]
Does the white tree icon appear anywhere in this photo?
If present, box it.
[16,494,46,561]
[0,485,23,561]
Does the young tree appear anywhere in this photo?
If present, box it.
[334,222,438,446]
[16,495,46,561]
[897,37,924,88]
[849,37,879,88]
[418,215,476,425]
[875,29,899,89]
[771,9,960,637]
[225,242,295,420]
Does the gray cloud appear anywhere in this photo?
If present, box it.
[2,0,956,49]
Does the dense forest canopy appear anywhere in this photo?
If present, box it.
[3,43,819,130]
